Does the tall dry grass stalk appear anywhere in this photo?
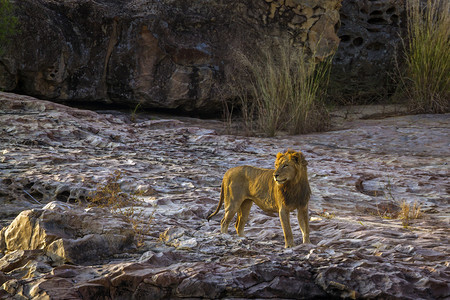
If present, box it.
[290,53,332,134]
[401,0,450,113]
[232,41,331,136]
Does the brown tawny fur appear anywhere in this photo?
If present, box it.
[207,150,311,248]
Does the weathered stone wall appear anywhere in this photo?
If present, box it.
[0,0,341,113]
[332,0,405,101]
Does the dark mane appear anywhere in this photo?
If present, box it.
[280,173,311,209]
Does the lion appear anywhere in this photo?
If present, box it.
[207,149,311,248]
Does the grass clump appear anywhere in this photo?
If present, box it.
[399,0,450,113]
[370,178,423,228]
[0,0,19,55]
[373,200,422,228]
[231,40,332,136]
[318,209,335,219]
[398,200,422,228]
[87,170,155,248]
[130,102,142,123]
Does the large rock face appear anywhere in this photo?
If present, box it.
[332,0,405,101]
[0,0,341,113]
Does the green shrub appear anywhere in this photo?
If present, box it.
[231,41,331,136]
[400,0,450,113]
[0,0,19,55]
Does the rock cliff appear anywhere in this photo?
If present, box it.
[332,0,405,101]
[0,0,341,113]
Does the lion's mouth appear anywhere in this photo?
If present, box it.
[275,178,287,184]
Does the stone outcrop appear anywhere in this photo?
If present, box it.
[332,0,405,100]
[0,0,341,113]
[1,92,449,298]
[0,201,134,265]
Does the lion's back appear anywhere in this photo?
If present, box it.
[223,165,272,184]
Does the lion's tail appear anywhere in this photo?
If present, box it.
[207,184,224,221]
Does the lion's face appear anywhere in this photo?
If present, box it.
[274,150,307,185]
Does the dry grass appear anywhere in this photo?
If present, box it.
[130,102,142,123]
[398,200,422,227]
[370,178,423,227]
[375,203,399,220]
[398,0,450,113]
[87,170,155,248]
[373,200,422,228]
[230,40,331,136]
[318,209,335,219]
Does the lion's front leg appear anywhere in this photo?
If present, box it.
[297,205,311,244]
[278,207,294,248]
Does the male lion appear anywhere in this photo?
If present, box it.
[207,150,311,248]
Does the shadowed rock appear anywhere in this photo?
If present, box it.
[0,0,341,113]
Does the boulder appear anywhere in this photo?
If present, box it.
[0,201,134,265]
[0,0,342,113]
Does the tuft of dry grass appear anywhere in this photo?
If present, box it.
[87,170,155,248]
[318,209,335,219]
[230,40,331,136]
[398,0,450,113]
[375,203,399,220]
[87,171,133,209]
[372,178,423,227]
[373,200,422,228]
[398,200,422,227]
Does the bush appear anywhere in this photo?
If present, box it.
[231,41,331,137]
[0,0,19,55]
[399,0,450,113]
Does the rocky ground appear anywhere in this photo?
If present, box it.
[0,91,449,299]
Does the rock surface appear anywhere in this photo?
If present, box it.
[0,0,341,113]
[0,201,134,266]
[0,91,449,299]
[332,0,405,100]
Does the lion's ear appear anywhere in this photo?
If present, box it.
[293,152,308,166]
[292,152,300,164]
[300,153,308,166]
[302,157,308,166]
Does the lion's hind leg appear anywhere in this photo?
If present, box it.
[235,199,253,237]
[220,170,248,235]
[220,189,245,235]
[220,209,237,234]
[220,195,241,234]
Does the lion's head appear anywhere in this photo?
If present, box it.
[274,150,308,185]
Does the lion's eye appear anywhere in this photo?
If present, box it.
[282,164,287,168]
